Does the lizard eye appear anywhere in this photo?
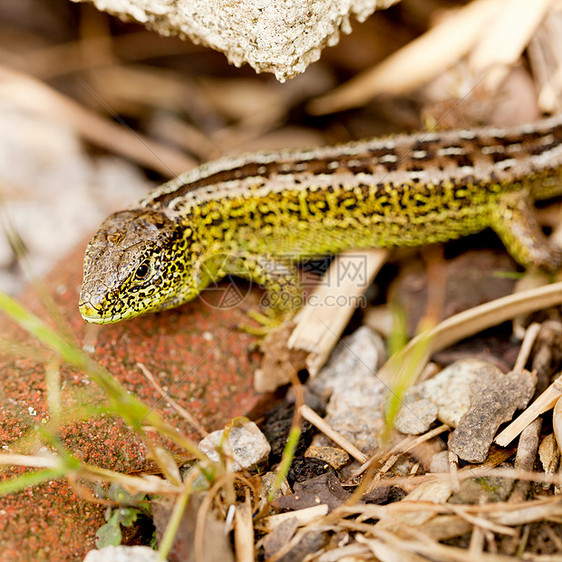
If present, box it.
[135,261,151,280]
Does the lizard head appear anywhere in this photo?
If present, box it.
[79,209,199,323]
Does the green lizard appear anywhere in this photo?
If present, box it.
[79,114,562,324]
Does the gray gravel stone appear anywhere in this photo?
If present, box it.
[429,450,449,473]
[309,326,386,400]
[448,476,514,504]
[198,420,271,471]
[318,381,387,454]
[310,327,388,454]
[394,398,438,435]
[417,359,504,427]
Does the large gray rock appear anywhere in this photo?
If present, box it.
[71,0,400,81]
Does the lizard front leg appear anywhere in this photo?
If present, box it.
[218,251,303,314]
[490,191,562,271]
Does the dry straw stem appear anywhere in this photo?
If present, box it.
[468,0,555,89]
[371,527,515,562]
[317,543,374,561]
[263,491,562,561]
[377,281,562,387]
[308,0,506,115]
[336,494,562,518]
[447,504,515,536]
[508,418,542,504]
[17,31,196,80]
[332,495,562,535]
[300,404,367,464]
[381,467,562,495]
[355,533,427,562]
[553,394,562,451]
[267,495,562,561]
[512,321,541,372]
[233,494,254,562]
[529,7,562,113]
[351,424,450,480]
[137,362,208,438]
[288,249,388,376]
[194,472,256,562]
[0,453,177,495]
[0,66,195,176]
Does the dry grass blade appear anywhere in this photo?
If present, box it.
[317,543,372,561]
[446,505,516,536]
[18,31,197,80]
[308,0,506,114]
[356,534,428,562]
[374,527,515,562]
[528,6,562,112]
[0,453,177,495]
[335,495,562,520]
[194,472,254,562]
[383,467,562,491]
[553,395,562,452]
[300,404,367,464]
[378,281,562,386]
[513,322,541,371]
[351,424,449,480]
[137,362,208,438]
[488,498,562,526]
[234,493,254,562]
[260,504,329,532]
[469,0,554,87]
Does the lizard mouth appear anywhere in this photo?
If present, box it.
[79,299,140,324]
[78,301,105,323]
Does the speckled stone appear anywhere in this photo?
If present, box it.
[0,242,266,560]
[304,446,350,469]
[416,359,504,428]
[394,398,438,435]
[448,476,514,504]
[448,369,536,463]
[71,0,400,81]
[198,420,271,471]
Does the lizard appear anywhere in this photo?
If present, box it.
[79,114,562,324]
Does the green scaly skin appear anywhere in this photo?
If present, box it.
[80,115,562,324]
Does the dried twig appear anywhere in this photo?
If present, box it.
[496,375,562,446]
[137,362,208,437]
[300,404,367,464]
